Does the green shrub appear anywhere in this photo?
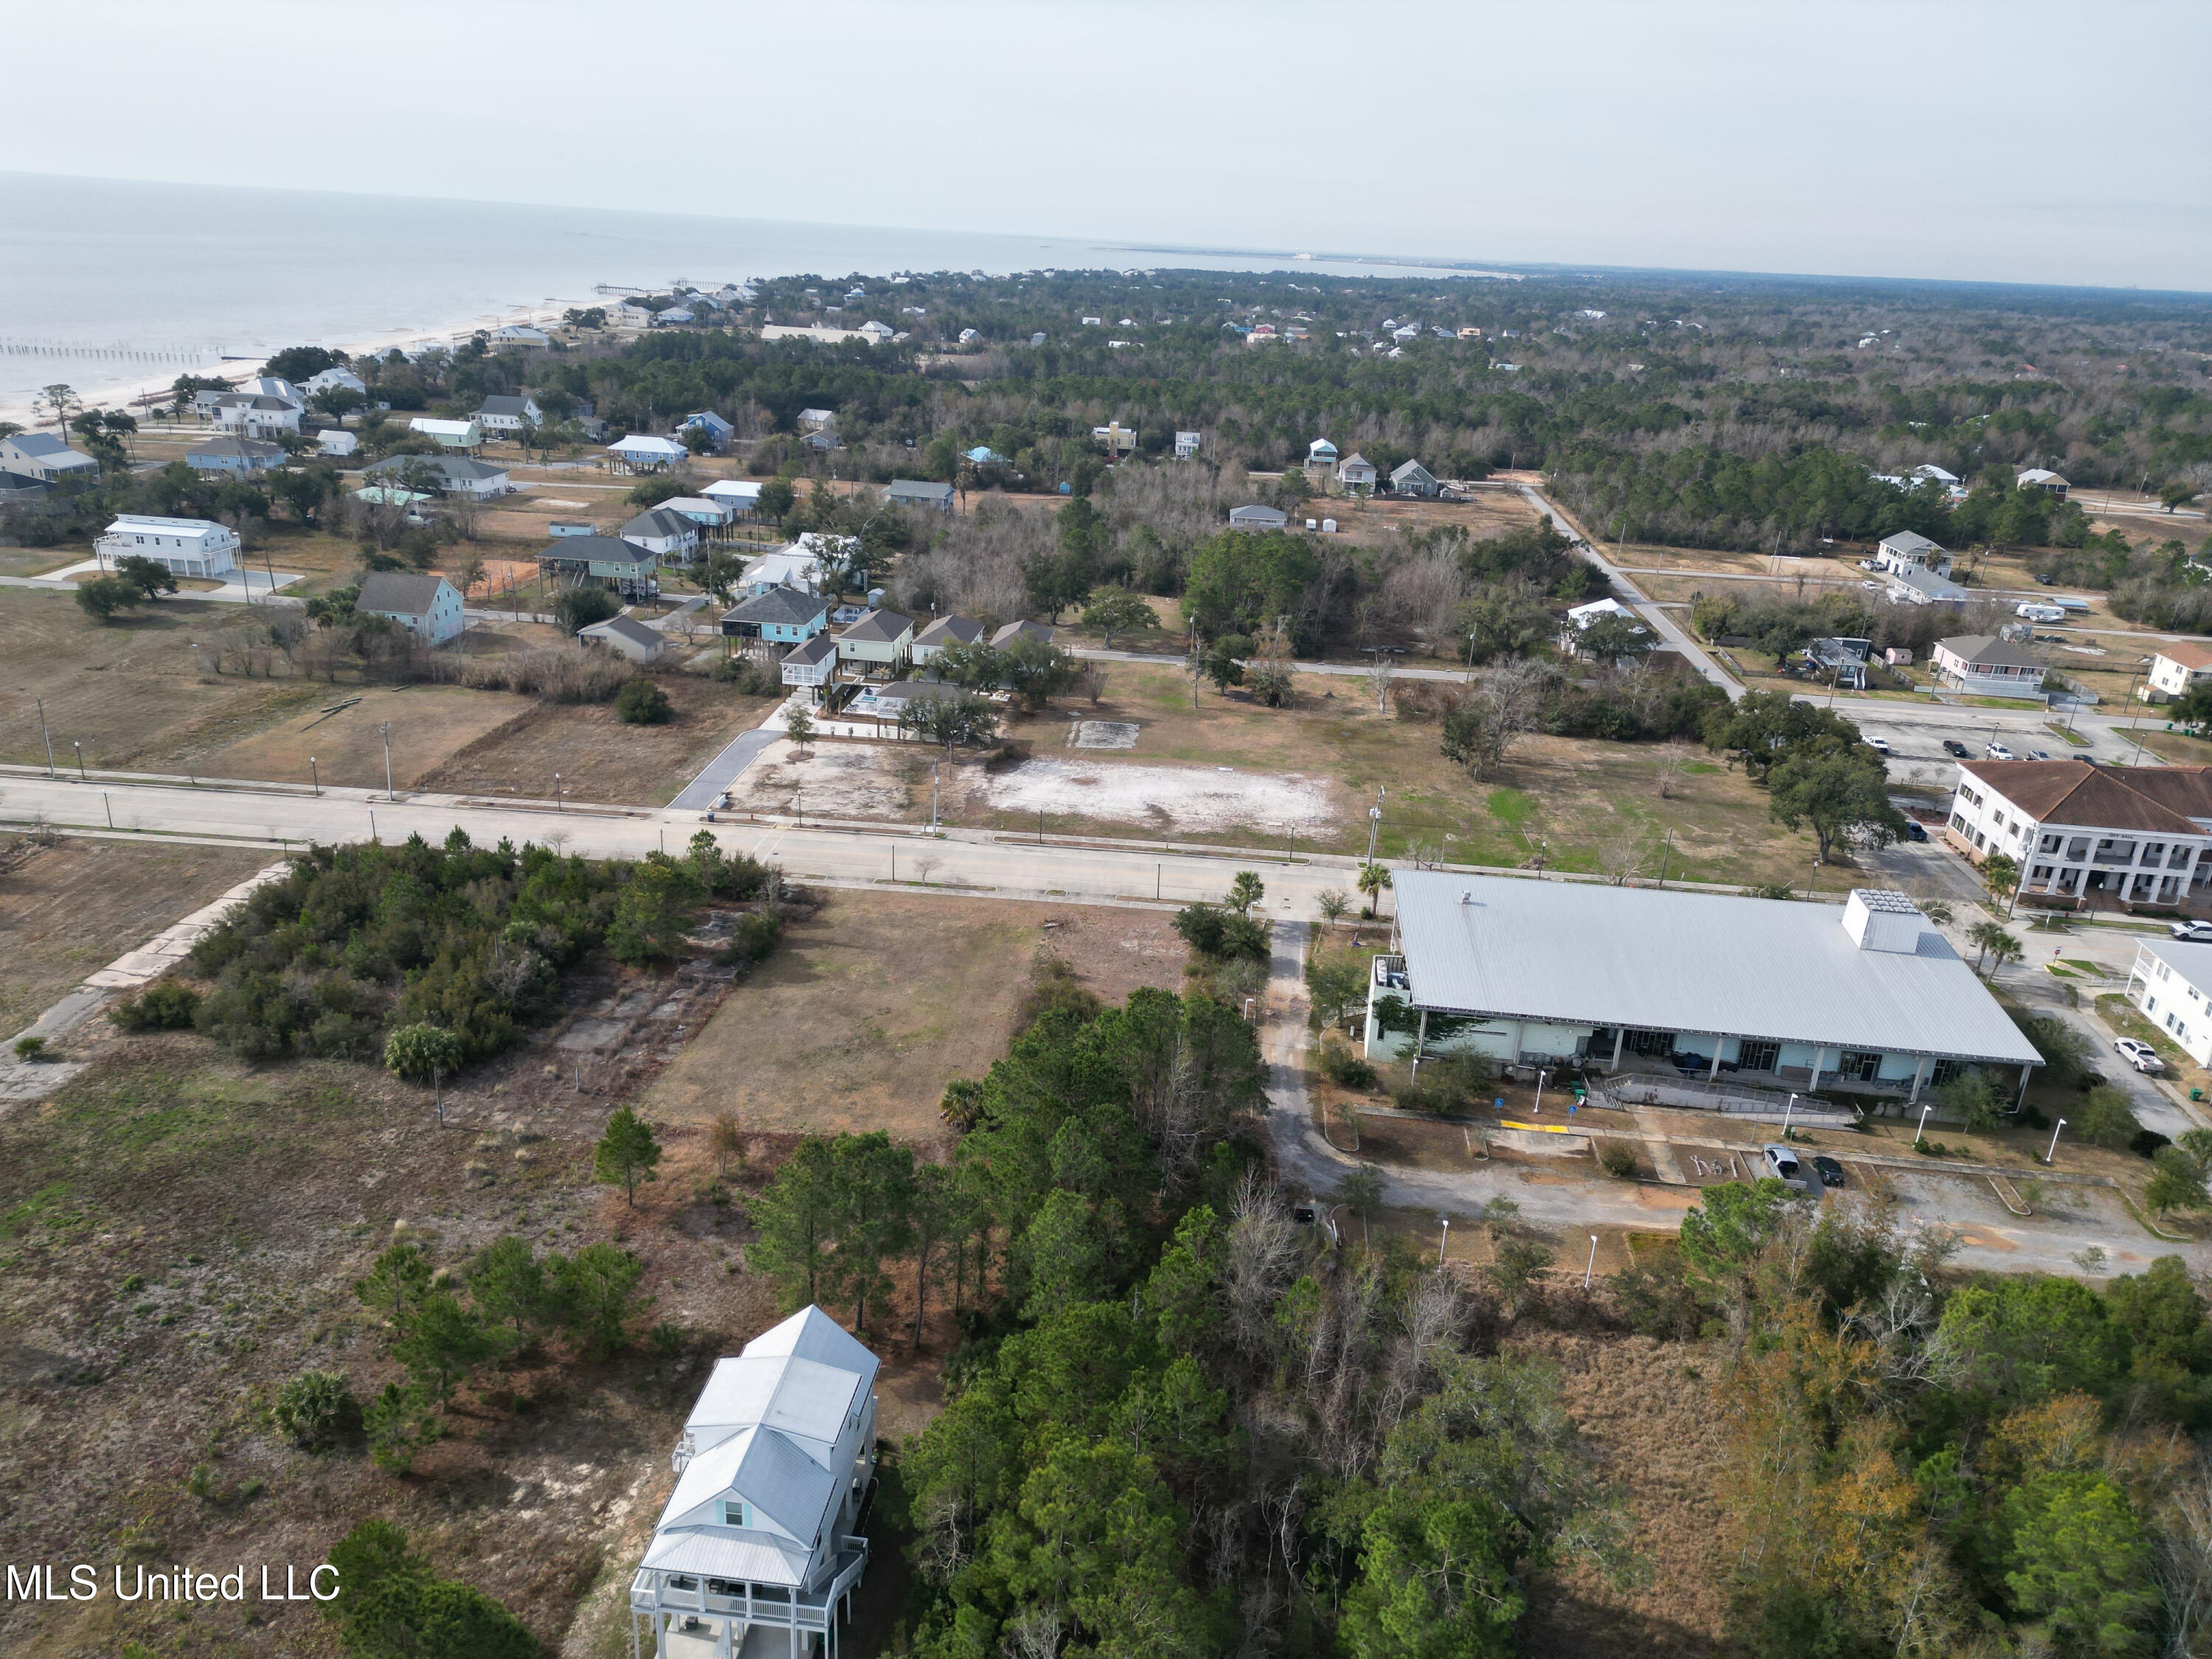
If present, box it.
[1174,901,1269,961]
[2075,1084,2140,1151]
[384,1023,465,1083]
[111,978,202,1032]
[714,909,782,967]
[274,1371,364,1451]
[712,654,782,695]
[1599,1141,1641,1179]
[13,1035,47,1062]
[1318,1041,1377,1091]
[614,678,673,725]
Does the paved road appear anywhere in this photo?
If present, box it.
[667,728,783,812]
[1515,484,1745,701]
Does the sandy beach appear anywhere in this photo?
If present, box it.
[0,295,595,428]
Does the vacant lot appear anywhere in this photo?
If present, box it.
[414,672,777,806]
[0,588,331,776]
[195,682,537,792]
[645,891,1188,1141]
[735,664,1858,886]
[0,835,275,1037]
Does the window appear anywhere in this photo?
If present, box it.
[1737,1040,1780,1072]
[1929,1058,1965,1088]
[1836,1050,1882,1082]
[720,1500,753,1528]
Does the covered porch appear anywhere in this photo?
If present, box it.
[630,1540,868,1659]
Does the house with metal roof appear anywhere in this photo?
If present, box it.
[2017,467,2070,498]
[1228,504,1288,532]
[722,586,829,646]
[681,411,734,449]
[357,572,466,644]
[408,416,482,450]
[95,515,239,579]
[630,1306,877,1659]
[0,432,100,481]
[1336,453,1377,492]
[1366,873,2041,1113]
[1948,759,2212,910]
[1931,634,2044,695]
[624,507,703,563]
[883,479,953,512]
[538,535,660,601]
[702,479,764,518]
[608,434,688,473]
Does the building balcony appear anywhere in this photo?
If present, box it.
[630,1540,869,1632]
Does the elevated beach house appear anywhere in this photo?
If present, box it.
[96,515,239,579]
[629,1306,877,1659]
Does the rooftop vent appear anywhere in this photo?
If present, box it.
[1843,888,1925,953]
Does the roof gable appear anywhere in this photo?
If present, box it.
[358,572,451,614]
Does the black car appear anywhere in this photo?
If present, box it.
[1812,1155,1846,1189]
[1942,740,1971,758]
[1905,820,1928,841]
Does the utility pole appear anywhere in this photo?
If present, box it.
[35,696,55,776]
[1366,786,1385,862]
[376,722,394,799]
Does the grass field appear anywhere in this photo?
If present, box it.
[413,672,777,806]
[0,835,276,1037]
[644,890,1189,1141]
[970,663,1859,889]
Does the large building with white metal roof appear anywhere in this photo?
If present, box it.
[1365,872,2041,1106]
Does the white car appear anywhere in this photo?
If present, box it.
[2170,919,2212,943]
[1986,742,2015,760]
[2114,1037,2164,1075]
[1866,737,1892,755]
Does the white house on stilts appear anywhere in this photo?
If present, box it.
[630,1307,879,1659]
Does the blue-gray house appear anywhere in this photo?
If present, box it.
[720,585,830,646]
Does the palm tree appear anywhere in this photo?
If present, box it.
[1227,872,1265,914]
[1357,861,1393,918]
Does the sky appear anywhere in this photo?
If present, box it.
[5,0,2207,291]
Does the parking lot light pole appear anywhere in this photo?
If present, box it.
[1437,1216,1450,1269]
[1782,1093,1797,1138]
[1585,1234,1599,1287]
[310,756,319,797]
[2046,1116,2067,1164]
[1916,1102,1933,1145]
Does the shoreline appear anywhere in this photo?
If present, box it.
[0,295,596,428]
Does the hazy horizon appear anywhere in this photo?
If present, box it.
[3,0,2205,293]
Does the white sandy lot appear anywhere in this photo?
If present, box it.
[726,741,1335,836]
[984,757,1332,834]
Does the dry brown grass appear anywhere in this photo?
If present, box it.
[0,835,275,1036]
[1512,1329,1738,1658]
[644,891,1187,1139]
[195,682,535,791]
[411,671,776,806]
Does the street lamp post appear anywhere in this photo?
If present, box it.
[554,772,563,812]
[310,756,319,797]
[1436,1215,1450,1268]
[2046,1116,2067,1164]
[1781,1093,1797,1138]
[72,739,86,781]
[1585,1234,1599,1288]
[1533,1066,1548,1116]
[1916,1102,1933,1146]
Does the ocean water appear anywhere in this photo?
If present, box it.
[0,172,1494,410]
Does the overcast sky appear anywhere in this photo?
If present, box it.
[7,0,2206,291]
